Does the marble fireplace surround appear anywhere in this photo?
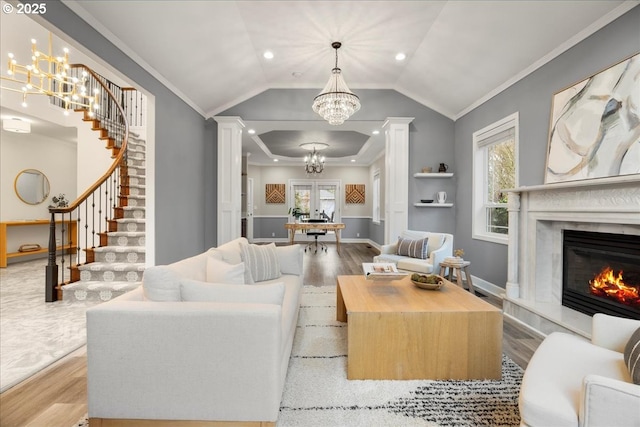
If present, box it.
[504,175,640,338]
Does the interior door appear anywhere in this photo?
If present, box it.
[247,177,254,242]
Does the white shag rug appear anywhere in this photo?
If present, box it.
[74,285,523,427]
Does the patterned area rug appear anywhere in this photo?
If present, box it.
[0,259,101,392]
[74,286,522,426]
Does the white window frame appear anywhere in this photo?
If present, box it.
[472,112,519,245]
[372,169,381,224]
[288,179,341,222]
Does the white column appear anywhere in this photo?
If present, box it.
[214,116,244,246]
[506,191,521,298]
[383,117,414,244]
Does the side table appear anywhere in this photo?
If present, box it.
[439,259,475,295]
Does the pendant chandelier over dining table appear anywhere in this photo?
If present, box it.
[312,42,360,126]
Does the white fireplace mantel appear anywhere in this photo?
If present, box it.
[504,175,640,338]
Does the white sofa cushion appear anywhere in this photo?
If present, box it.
[206,256,245,285]
[180,279,285,305]
[142,266,182,301]
[240,243,282,283]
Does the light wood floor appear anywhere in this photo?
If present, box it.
[0,243,544,427]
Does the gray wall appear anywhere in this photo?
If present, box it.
[454,7,640,287]
[42,2,217,264]
[223,88,455,238]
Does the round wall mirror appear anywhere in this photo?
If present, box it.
[14,169,50,205]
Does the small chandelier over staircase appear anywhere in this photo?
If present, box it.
[312,42,360,126]
[301,142,328,175]
[1,33,100,116]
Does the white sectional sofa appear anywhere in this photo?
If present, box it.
[373,230,453,274]
[519,313,640,427]
[86,237,304,426]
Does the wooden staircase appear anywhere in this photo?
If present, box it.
[61,133,146,302]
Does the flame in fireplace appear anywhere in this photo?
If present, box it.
[589,267,640,306]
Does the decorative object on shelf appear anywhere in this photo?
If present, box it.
[49,193,68,208]
[1,32,100,115]
[18,243,41,253]
[265,184,285,204]
[312,41,360,125]
[438,163,449,173]
[421,167,433,173]
[345,184,365,204]
[301,142,328,175]
[410,273,444,290]
[545,52,640,184]
[420,199,434,203]
[437,191,447,204]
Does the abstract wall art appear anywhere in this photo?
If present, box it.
[265,184,285,204]
[345,184,365,204]
[545,52,640,184]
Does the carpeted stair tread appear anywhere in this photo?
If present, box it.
[62,280,141,292]
[106,231,145,237]
[77,262,145,272]
[92,246,145,253]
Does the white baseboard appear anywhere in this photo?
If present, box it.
[469,275,507,299]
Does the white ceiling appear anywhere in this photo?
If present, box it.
[3,1,637,166]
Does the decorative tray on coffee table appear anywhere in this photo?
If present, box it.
[410,274,445,290]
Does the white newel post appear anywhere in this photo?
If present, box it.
[383,117,414,244]
[214,116,245,246]
[506,191,521,299]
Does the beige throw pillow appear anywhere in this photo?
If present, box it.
[240,243,281,283]
[206,256,245,284]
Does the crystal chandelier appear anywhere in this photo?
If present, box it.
[301,143,328,175]
[1,33,100,116]
[312,42,360,126]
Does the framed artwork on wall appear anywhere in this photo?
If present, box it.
[265,184,285,204]
[544,52,640,184]
[345,184,365,204]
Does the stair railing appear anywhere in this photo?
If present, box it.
[46,64,130,302]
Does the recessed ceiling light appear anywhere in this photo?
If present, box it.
[395,52,406,61]
[372,130,380,135]
[273,158,278,162]
[351,159,356,163]
[247,129,256,134]
[263,51,274,59]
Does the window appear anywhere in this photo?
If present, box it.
[472,112,518,244]
[372,170,381,224]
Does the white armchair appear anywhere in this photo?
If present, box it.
[519,313,640,427]
[373,230,453,274]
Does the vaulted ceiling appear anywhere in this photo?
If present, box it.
[2,1,636,165]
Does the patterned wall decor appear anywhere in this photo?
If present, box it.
[345,184,365,204]
[265,184,286,204]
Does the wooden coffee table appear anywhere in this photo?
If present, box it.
[336,275,503,380]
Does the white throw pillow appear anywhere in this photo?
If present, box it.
[142,266,181,301]
[206,256,245,284]
[240,242,281,283]
[276,244,302,276]
[180,279,285,305]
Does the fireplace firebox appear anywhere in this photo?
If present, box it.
[562,230,640,320]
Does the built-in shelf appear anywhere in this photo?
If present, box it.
[414,203,453,208]
[413,172,454,178]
